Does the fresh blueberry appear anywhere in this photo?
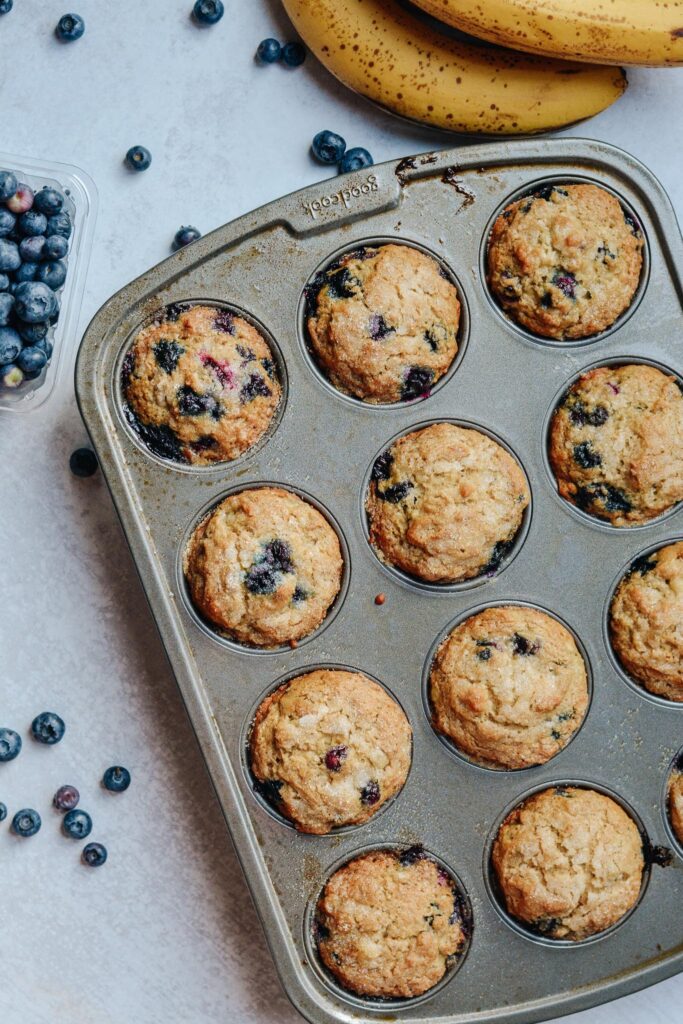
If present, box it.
[6,184,34,214]
[17,320,49,344]
[256,38,281,63]
[282,41,306,66]
[18,211,48,237]
[360,780,380,805]
[0,727,22,762]
[324,745,347,772]
[36,260,67,290]
[0,292,14,325]
[82,842,107,867]
[19,235,47,262]
[12,808,41,837]
[33,188,64,217]
[44,233,68,260]
[125,146,152,172]
[339,147,373,173]
[0,170,17,198]
[17,346,48,379]
[31,711,65,745]
[56,13,85,41]
[0,803,6,822]
[14,262,39,283]
[53,785,80,811]
[46,211,72,238]
[36,338,54,360]
[311,130,347,165]
[63,808,92,839]
[13,281,57,323]
[102,765,131,792]
[0,273,9,292]
[0,364,23,388]
[0,208,16,237]
[192,0,224,24]
[0,326,21,363]
[172,225,201,251]
[0,0,12,13]
[69,447,98,477]
[0,238,20,272]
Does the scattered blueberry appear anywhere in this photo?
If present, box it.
[82,842,107,867]
[36,260,67,290]
[17,345,47,379]
[256,38,282,63]
[33,188,64,216]
[172,225,201,251]
[56,13,85,41]
[0,208,16,236]
[282,41,306,67]
[311,130,347,165]
[0,0,11,13]
[360,780,380,805]
[6,184,34,214]
[63,808,92,839]
[19,235,47,262]
[18,211,48,237]
[0,170,17,198]
[339,147,373,173]
[324,745,347,772]
[103,765,131,793]
[0,364,23,388]
[31,711,65,745]
[43,233,68,260]
[53,785,80,811]
[125,146,152,172]
[0,325,21,363]
[46,210,72,238]
[12,808,41,837]
[192,0,224,24]
[0,727,22,762]
[69,447,99,477]
[0,292,14,325]
[13,281,57,322]
[0,803,6,822]
[0,238,20,272]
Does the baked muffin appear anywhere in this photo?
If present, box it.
[314,848,468,999]
[123,303,281,465]
[184,487,343,647]
[487,183,643,340]
[668,765,683,847]
[305,243,460,403]
[549,364,683,526]
[609,541,683,701]
[430,606,588,769]
[366,422,530,583]
[249,669,411,834]
[492,786,644,941]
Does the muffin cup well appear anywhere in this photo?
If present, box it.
[662,747,683,860]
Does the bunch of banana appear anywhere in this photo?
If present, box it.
[411,0,683,67]
[281,0,626,136]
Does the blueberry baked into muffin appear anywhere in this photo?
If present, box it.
[430,606,588,769]
[487,184,643,340]
[549,364,683,526]
[305,243,460,403]
[668,762,683,847]
[184,487,343,647]
[609,541,683,702]
[492,786,644,941]
[366,422,530,583]
[249,668,412,834]
[314,848,468,998]
[123,303,281,465]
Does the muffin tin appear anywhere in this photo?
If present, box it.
[75,139,683,1024]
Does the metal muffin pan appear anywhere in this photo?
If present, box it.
[76,138,683,1024]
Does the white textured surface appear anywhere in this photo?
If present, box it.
[1,2,683,1022]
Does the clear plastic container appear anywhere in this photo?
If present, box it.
[0,152,97,412]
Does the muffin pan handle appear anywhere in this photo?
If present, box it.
[279,163,401,236]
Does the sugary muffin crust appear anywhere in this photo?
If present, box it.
[305,243,460,404]
[249,669,412,834]
[549,364,683,526]
[492,786,645,941]
[366,422,530,583]
[184,487,343,647]
[315,848,468,999]
[430,605,588,769]
[487,183,643,340]
[123,303,281,465]
[668,767,683,847]
[609,541,683,701]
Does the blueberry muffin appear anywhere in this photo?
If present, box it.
[366,422,530,583]
[487,184,643,340]
[430,606,588,769]
[492,787,644,941]
[184,487,343,647]
[249,669,411,834]
[305,244,460,403]
[668,764,683,847]
[609,541,683,701]
[314,848,468,998]
[123,303,281,465]
[549,364,683,526]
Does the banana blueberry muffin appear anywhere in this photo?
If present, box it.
[314,847,468,998]
[549,364,683,526]
[123,303,281,465]
[430,605,588,769]
[366,422,530,583]
[609,541,683,701]
[492,786,644,941]
[487,183,643,340]
[249,668,412,834]
[305,243,460,403]
[668,762,683,847]
[184,487,343,647]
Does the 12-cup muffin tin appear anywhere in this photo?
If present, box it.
[75,139,683,1024]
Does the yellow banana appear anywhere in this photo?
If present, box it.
[281,0,626,135]
[411,0,683,67]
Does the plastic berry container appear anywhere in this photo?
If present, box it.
[0,151,97,412]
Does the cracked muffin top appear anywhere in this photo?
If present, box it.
[366,422,530,583]
[668,764,683,847]
[249,668,412,834]
[315,848,468,999]
[549,364,683,526]
[184,487,343,648]
[305,243,460,403]
[123,303,281,465]
[487,183,643,340]
[609,541,683,702]
[492,786,644,941]
[430,605,589,769]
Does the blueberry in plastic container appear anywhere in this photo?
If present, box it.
[19,235,47,262]
[0,238,20,272]
[0,208,16,237]
[44,233,68,259]
[0,273,9,292]
[33,187,64,216]
[6,184,34,214]
[18,211,48,237]
[0,325,21,363]
[0,170,17,198]
[14,261,39,283]
[37,260,67,290]
[17,345,48,379]
[46,211,72,238]
[18,320,49,344]
[0,292,14,325]
[0,364,23,388]
[13,281,57,323]
[56,13,85,42]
